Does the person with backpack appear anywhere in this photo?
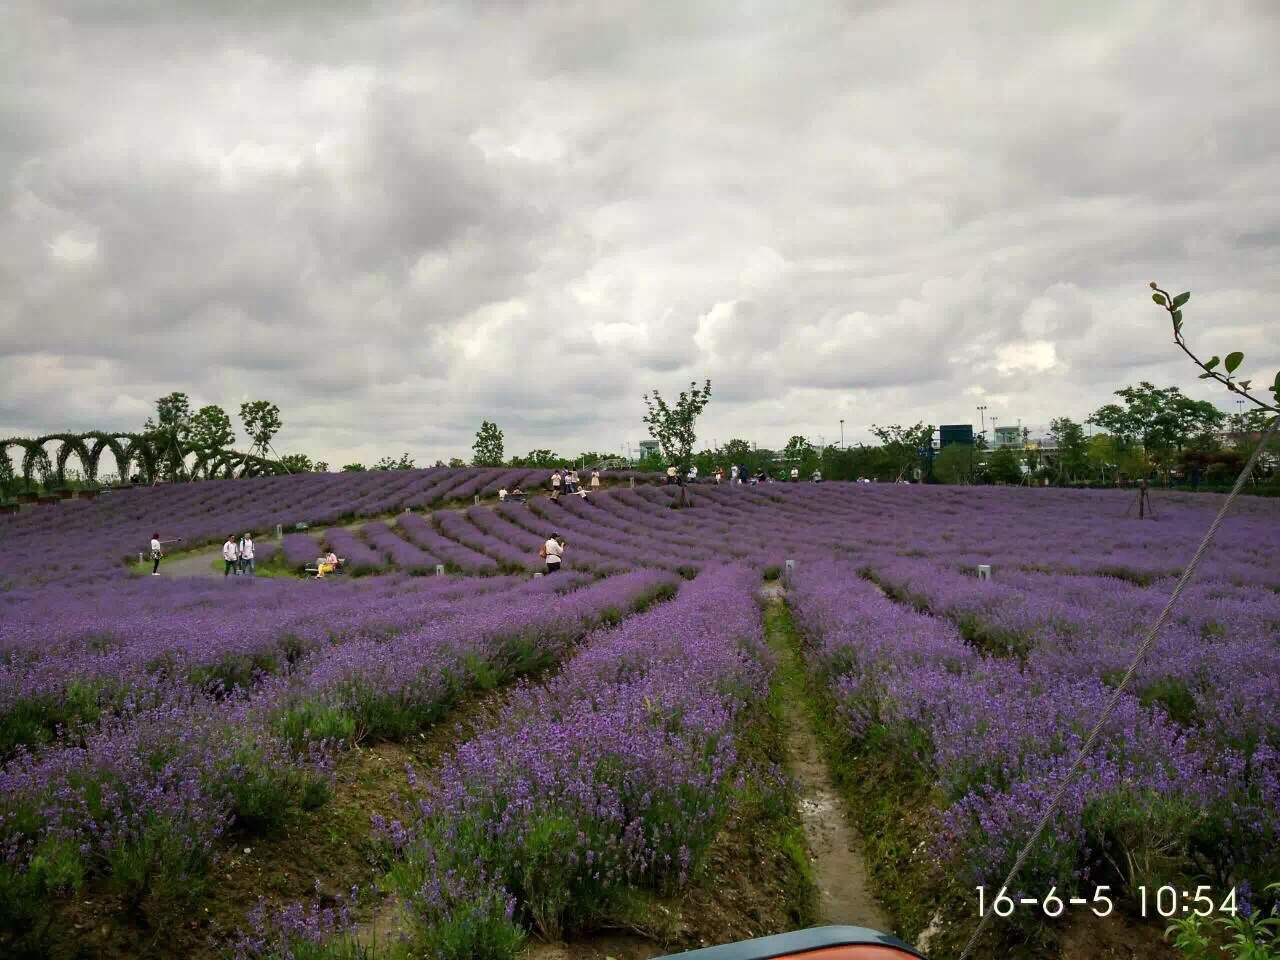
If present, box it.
[222,535,239,576]
[540,533,564,574]
[238,533,256,575]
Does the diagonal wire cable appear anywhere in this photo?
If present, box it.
[956,415,1280,960]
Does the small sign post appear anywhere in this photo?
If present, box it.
[435,564,445,577]
[977,564,992,581]
[784,558,795,586]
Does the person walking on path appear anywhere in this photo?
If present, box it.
[551,470,562,498]
[150,532,164,575]
[590,468,601,491]
[222,536,239,576]
[238,533,256,575]
[566,468,580,493]
[540,533,564,574]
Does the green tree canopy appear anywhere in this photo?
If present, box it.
[342,463,366,472]
[189,404,235,450]
[870,422,934,481]
[239,400,283,456]
[934,443,976,484]
[1088,382,1223,453]
[373,453,415,470]
[1048,417,1089,482]
[987,447,1024,484]
[472,421,505,467]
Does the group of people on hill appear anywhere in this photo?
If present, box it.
[664,463,824,486]
[550,468,600,502]
[221,533,257,576]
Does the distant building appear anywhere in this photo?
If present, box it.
[991,426,1023,450]
[638,440,660,459]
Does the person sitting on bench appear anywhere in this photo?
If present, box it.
[509,486,527,503]
[317,550,339,578]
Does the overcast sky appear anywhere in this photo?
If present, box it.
[3,1,1278,465]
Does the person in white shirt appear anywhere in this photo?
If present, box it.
[590,469,600,491]
[542,534,564,574]
[498,488,508,502]
[687,464,698,483]
[666,465,677,486]
[222,536,239,576]
[730,464,740,484]
[811,470,822,483]
[566,469,579,493]
[150,532,163,575]
[790,467,799,482]
[550,471,562,499]
[238,533,255,575]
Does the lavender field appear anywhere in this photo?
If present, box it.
[1,472,1278,959]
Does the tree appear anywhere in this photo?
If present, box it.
[870,422,934,481]
[934,443,976,484]
[342,463,366,472]
[144,392,193,439]
[987,447,1024,484]
[239,401,283,459]
[511,449,564,468]
[642,379,712,506]
[782,435,816,475]
[1089,382,1224,480]
[279,453,315,473]
[1048,417,1089,483]
[642,380,712,471]
[143,392,193,481]
[189,404,235,450]
[472,421,505,467]
[373,453,415,471]
[448,457,466,468]
[314,461,329,473]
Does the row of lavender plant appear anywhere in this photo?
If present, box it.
[789,559,1279,919]
[330,565,772,958]
[0,569,677,946]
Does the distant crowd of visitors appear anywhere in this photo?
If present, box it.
[664,463,824,485]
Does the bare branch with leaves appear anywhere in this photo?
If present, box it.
[1149,283,1279,414]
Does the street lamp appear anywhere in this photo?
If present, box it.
[991,416,999,447]
[839,419,845,450]
[977,405,987,437]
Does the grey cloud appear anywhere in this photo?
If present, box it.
[3,1,1279,464]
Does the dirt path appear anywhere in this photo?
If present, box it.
[763,589,892,933]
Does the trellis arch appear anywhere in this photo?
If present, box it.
[0,432,288,492]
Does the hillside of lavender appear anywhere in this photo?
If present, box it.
[1,469,1278,956]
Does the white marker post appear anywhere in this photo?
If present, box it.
[630,477,635,488]
[435,564,445,577]
[977,564,992,581]
[275,524,283,540]
[474,495,480,505]
[784,558,795,586]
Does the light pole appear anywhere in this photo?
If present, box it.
[991,416,999,447]
[839,419,845,450]
[977,405,987,438]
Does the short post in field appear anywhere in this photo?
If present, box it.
[435,564,445,577]
[784,558,795,586]
[977,564,992,581]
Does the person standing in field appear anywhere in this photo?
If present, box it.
[590,468,601,491]
[150,532,163,575]
[790,466,799,482]
[239,533,255,575]
[730,464,739,484]
[666,464,677,485]
[541,533,564,574]
[551,470,562,498]
[223,536,239,576]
